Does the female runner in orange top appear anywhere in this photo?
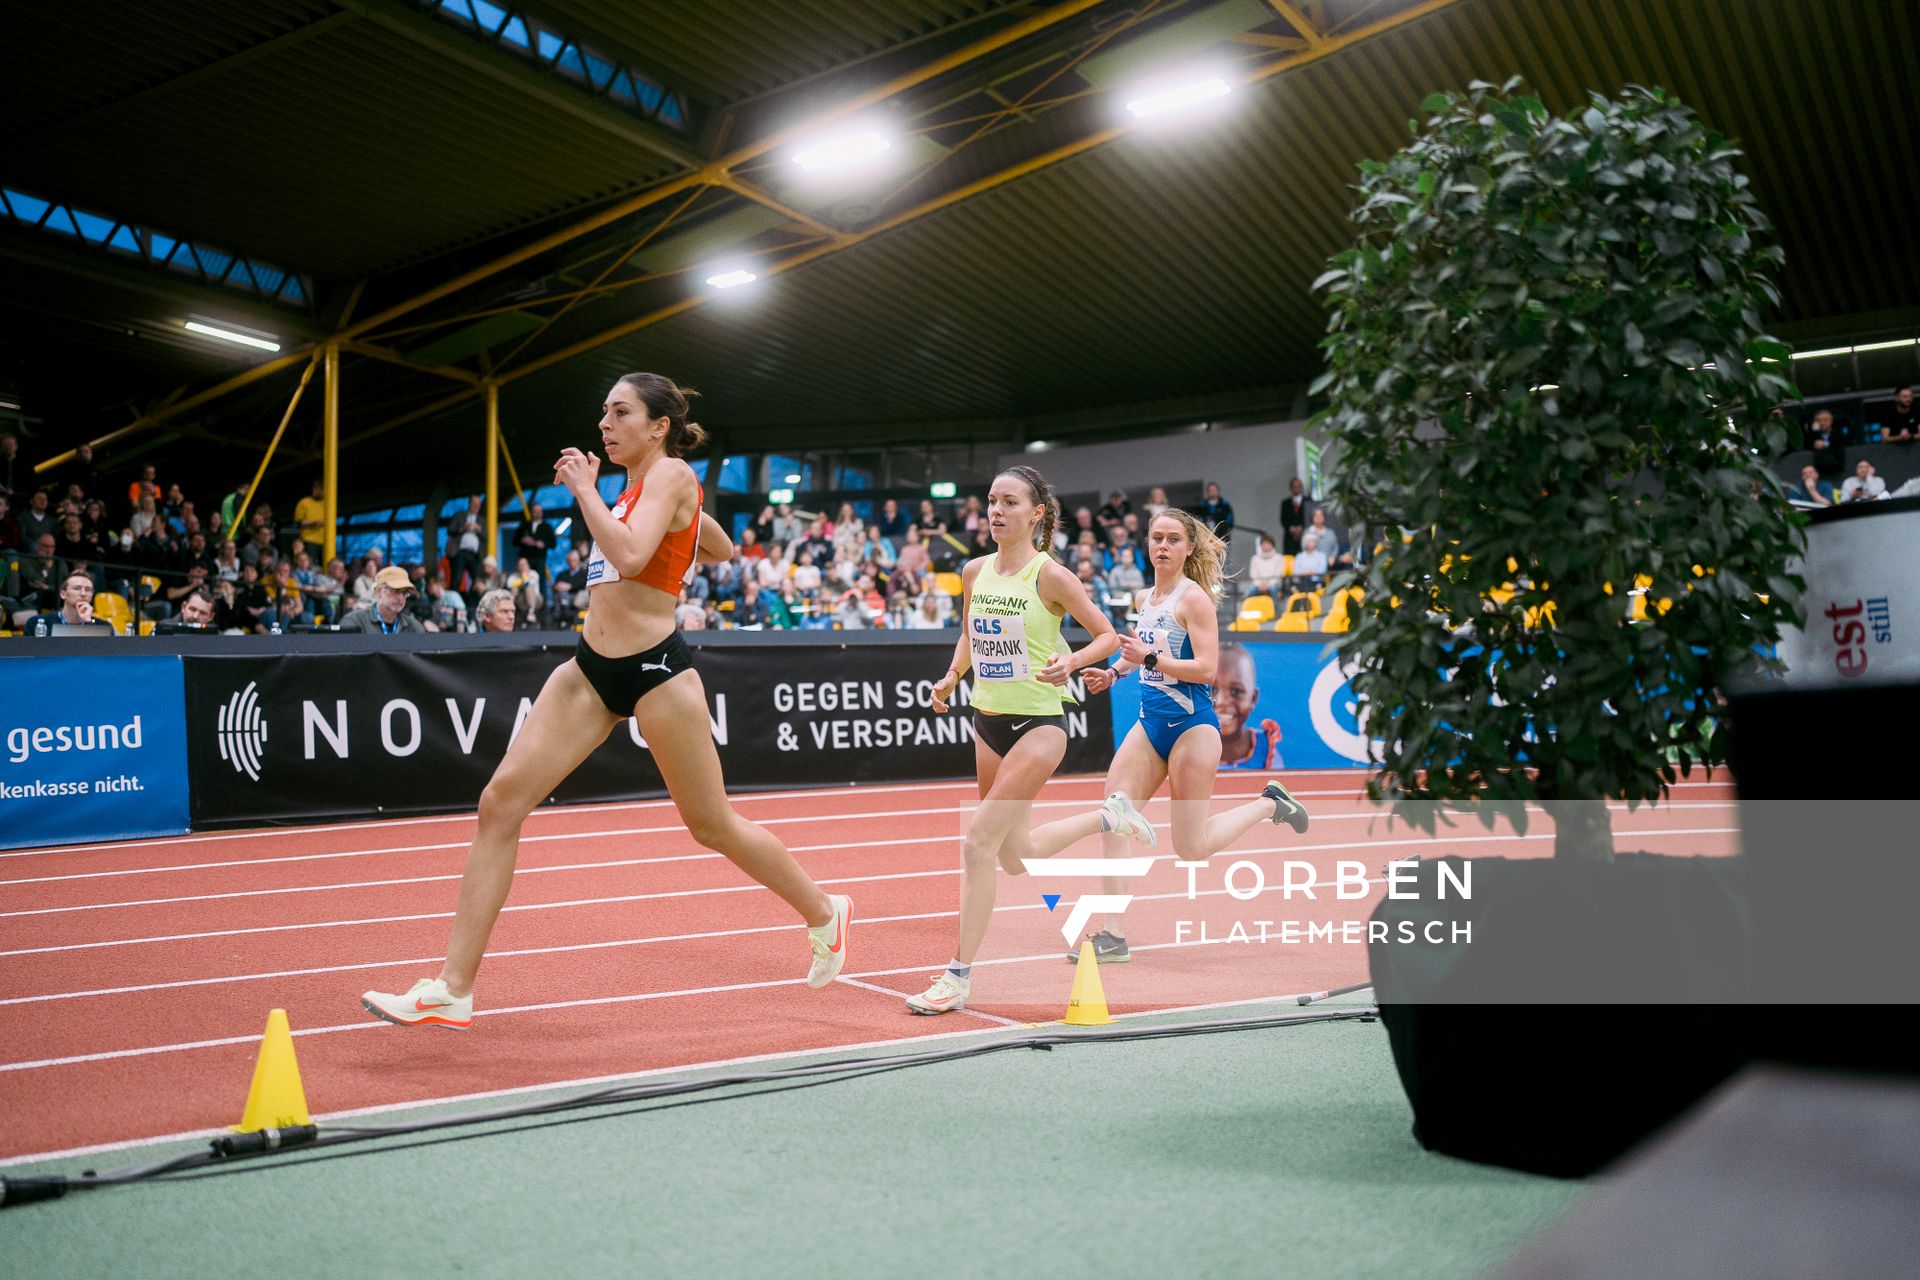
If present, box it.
[363,373,850,1028]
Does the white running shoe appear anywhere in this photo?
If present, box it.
[1103,792,1158,847]
[806,894,853,989]
[361,977,473,1029]
[905,972,970,1015]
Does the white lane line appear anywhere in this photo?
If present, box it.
[834,975,1023,1027]
[0,827,1739,959]
[0,932,1313,1073]
[0,980,1384,1167]
[2,802,1740,917]
[0,795,1737,894]
[0,773,1227,858]
[0,833,1742,1006]
[0,771,1736,864]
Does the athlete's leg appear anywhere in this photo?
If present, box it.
[1166,724,1227,862]
[1094,728,1169,935]
[955,726,1066,964]
[634,670,832,927]
[440,660,618,995]
[1011,723,1159,873]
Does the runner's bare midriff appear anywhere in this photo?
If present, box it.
[581,575,678,658]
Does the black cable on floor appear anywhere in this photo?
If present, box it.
[1,1006,1378,1209]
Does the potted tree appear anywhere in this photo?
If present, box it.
[1310,80,1805,1175]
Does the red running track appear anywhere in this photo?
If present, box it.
[0,771,1739,1162]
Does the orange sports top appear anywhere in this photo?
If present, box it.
[584,476,704,595]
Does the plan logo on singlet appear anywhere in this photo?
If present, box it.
[1021,857,1157,943]
[216,681,269,782]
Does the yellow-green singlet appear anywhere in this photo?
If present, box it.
[966,550,1069,717]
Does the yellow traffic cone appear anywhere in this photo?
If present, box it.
[230,1008,311,1133]
[1064,939,1112,1026]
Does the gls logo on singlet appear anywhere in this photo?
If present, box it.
[970,613,1030,682]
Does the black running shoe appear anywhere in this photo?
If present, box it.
[1262,780,1310,834]
[1067,930,1131,964]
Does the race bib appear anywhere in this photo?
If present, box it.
[584,500,631,588]
[969,613,1031,682]
[1136,624,1176,685]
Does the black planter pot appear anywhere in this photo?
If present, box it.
[1723,681,1920,1077]
[1369,853,1753,1177]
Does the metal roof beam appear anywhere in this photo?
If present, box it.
[483,0,1470,390]
[1263,1,1327,48]
[336,0,704,170]
[60,0,1120,459]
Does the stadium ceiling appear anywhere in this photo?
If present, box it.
[2,0,1916,501]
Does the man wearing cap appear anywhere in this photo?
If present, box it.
[336,565,426,635]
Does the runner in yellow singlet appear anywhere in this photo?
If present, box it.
[905,466,1147,1015]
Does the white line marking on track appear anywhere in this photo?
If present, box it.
[0,836,1741,1008]
[0,826,1739,958]
[0,773,1214,858]
[0,801,1739,910]
[835,975,1023,1027]
[0,774,1735,862]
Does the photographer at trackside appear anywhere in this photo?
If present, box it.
[335,566,425,635]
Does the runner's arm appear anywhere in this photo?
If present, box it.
[564,454,692,577]
[1148,586,1218,685]
[1039,559,1119,672]
[695,511,733,564]
[931,559,982,712]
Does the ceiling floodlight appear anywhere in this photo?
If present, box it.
[1850,338,1917,353]
[1792,346,1852,360]
[784,473,803,484]
[705,269,758,289]
[1126,75,1232,119]
[183,320,280,352]
[793,129,891,172]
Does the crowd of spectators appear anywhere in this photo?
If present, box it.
[0,435,555,636]
[1,421,1374,637]
[1783,388,1920,506]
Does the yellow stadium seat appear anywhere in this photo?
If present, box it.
[935,572,964,597]
[1281,555,1295,578]
[137,619,156,636]
[1239,596,1275,624]
[1325,588,1361,631]
[1229,618,1263,632]
[1283,590,1322,619]
[93,592,133,634]
[1273,613,1310,632]
[1628,594,1648,622]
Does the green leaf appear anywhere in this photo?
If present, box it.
[1421,92,1452,114]
[1416,170,1437,198]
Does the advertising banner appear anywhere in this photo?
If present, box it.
[1773,501,1918,688]
[1106,635,1374,771]
[0,655,191,849]
[184,640,1113,826]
